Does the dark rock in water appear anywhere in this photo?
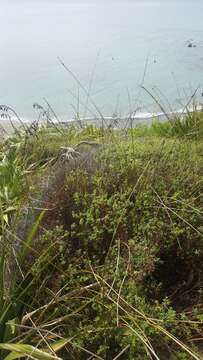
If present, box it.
[187,41,197,48]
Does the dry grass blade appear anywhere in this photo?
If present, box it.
[58,57,108,128]
[141,86,171,121]
[90,268,202,360]
[112,345,130,360]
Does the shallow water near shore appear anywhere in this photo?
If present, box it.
[1,0,203,121]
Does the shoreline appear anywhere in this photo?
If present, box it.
[0,104,202,133]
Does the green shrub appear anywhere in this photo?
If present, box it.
[0,127,202,359]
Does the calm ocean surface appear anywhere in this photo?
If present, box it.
[0,0,203,120]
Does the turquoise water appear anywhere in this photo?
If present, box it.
[0,0,203,120]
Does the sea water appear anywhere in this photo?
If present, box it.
[0,0,203,121]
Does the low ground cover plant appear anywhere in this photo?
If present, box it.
[0,116,202,359]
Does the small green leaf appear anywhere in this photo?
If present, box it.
[3,214,8,225]
[6,319,17,335]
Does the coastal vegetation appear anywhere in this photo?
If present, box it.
[0,112,202,359]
